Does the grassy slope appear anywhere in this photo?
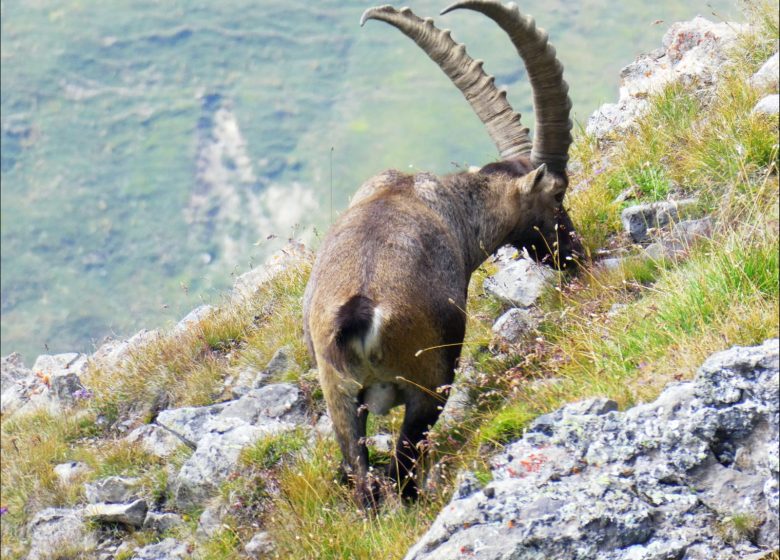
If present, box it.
[1,2,778,558]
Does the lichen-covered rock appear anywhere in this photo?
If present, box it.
[26,508,96,560]
[1,352,88,416]
[406,340,779,560]
[587,17,747,140]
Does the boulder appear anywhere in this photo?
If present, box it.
[171,305,215,336]
[91,329,160,369]
[26,508,96,560]
[587,17,746,140]
[231,241,312,302]
[406,340,780,560]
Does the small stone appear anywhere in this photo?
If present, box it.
[130,538,190,560]
[366,433,394,454]
[84,499,148,528]
[492,308,535,344]
[85,476,141,504]
[53,461,91,485]
[244,531,275,557]
[621,199,698,243]
[196,502,227,539]
[143,511,185,533]
[752,94,780,116]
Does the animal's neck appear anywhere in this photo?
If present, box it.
[431,173,518,274]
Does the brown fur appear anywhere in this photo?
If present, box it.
[303,159,581,505]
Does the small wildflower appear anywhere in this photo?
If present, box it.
[73,388,93,400]
[0,506,8,516]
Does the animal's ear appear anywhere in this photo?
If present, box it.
[518,163,548,196]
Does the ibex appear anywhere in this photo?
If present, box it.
[303,0,582,505]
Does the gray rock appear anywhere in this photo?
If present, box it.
[1,352,29,392]
[484,257,555,307]
[245,531,275,557]
[752,94,780,116]
[53,461,91,485]
[750,52,779,92]
[621,199,698,242]
[124,424,187,458]
[84,499,148,528]
[91,329,159,369]
[27,508,96,560]
[143,511,185,533]
[171,305,215,336]
[2,352,88,416]
[492,308,535,344]
[174,417,293,510]
[230,366,267,398]
[130,538,190,560]
[366,433,394,454]
[32,353,88,405]
[406,340,780,560]
[157,382,305,448]
[232,242,312,302]
[85,476,141,504]
[587,17,745,140]
[196,502,227,539]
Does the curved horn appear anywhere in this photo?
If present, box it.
[442,1,572,173]
[361,5,532,160]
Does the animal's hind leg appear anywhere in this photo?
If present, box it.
[388,388,444,500]
[317,363,371,504]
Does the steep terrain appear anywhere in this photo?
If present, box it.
[1,2,778,559]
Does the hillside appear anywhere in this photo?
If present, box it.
[1,1,778,559]
[1,0,737,361]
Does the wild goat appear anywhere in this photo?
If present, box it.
[303,0,582,505]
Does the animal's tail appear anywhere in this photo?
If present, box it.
[326,295,382,371]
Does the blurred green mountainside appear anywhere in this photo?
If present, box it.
[0,0,735,360]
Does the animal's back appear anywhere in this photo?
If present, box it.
[305,182,467,385]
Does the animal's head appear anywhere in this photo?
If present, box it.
[362,1,583,270]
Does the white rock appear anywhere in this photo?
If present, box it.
[245,531,275,557]
[124,424,187,458]
[492,308,535,344]
[752,94,780,116]
[171,305,215,336]
[130,538,190,560]
[749,52,779,92]
[484,257,555,307]
[84,476,141,504]
[232,241,311,302]
[53,461,91,485]
[143,511,185,533]
[27,508,97,560]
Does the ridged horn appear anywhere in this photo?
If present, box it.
[442,0,572,173]
[361,5,532,160]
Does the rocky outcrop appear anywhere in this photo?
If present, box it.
[406,340,780,560]
[587,17,748,140]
